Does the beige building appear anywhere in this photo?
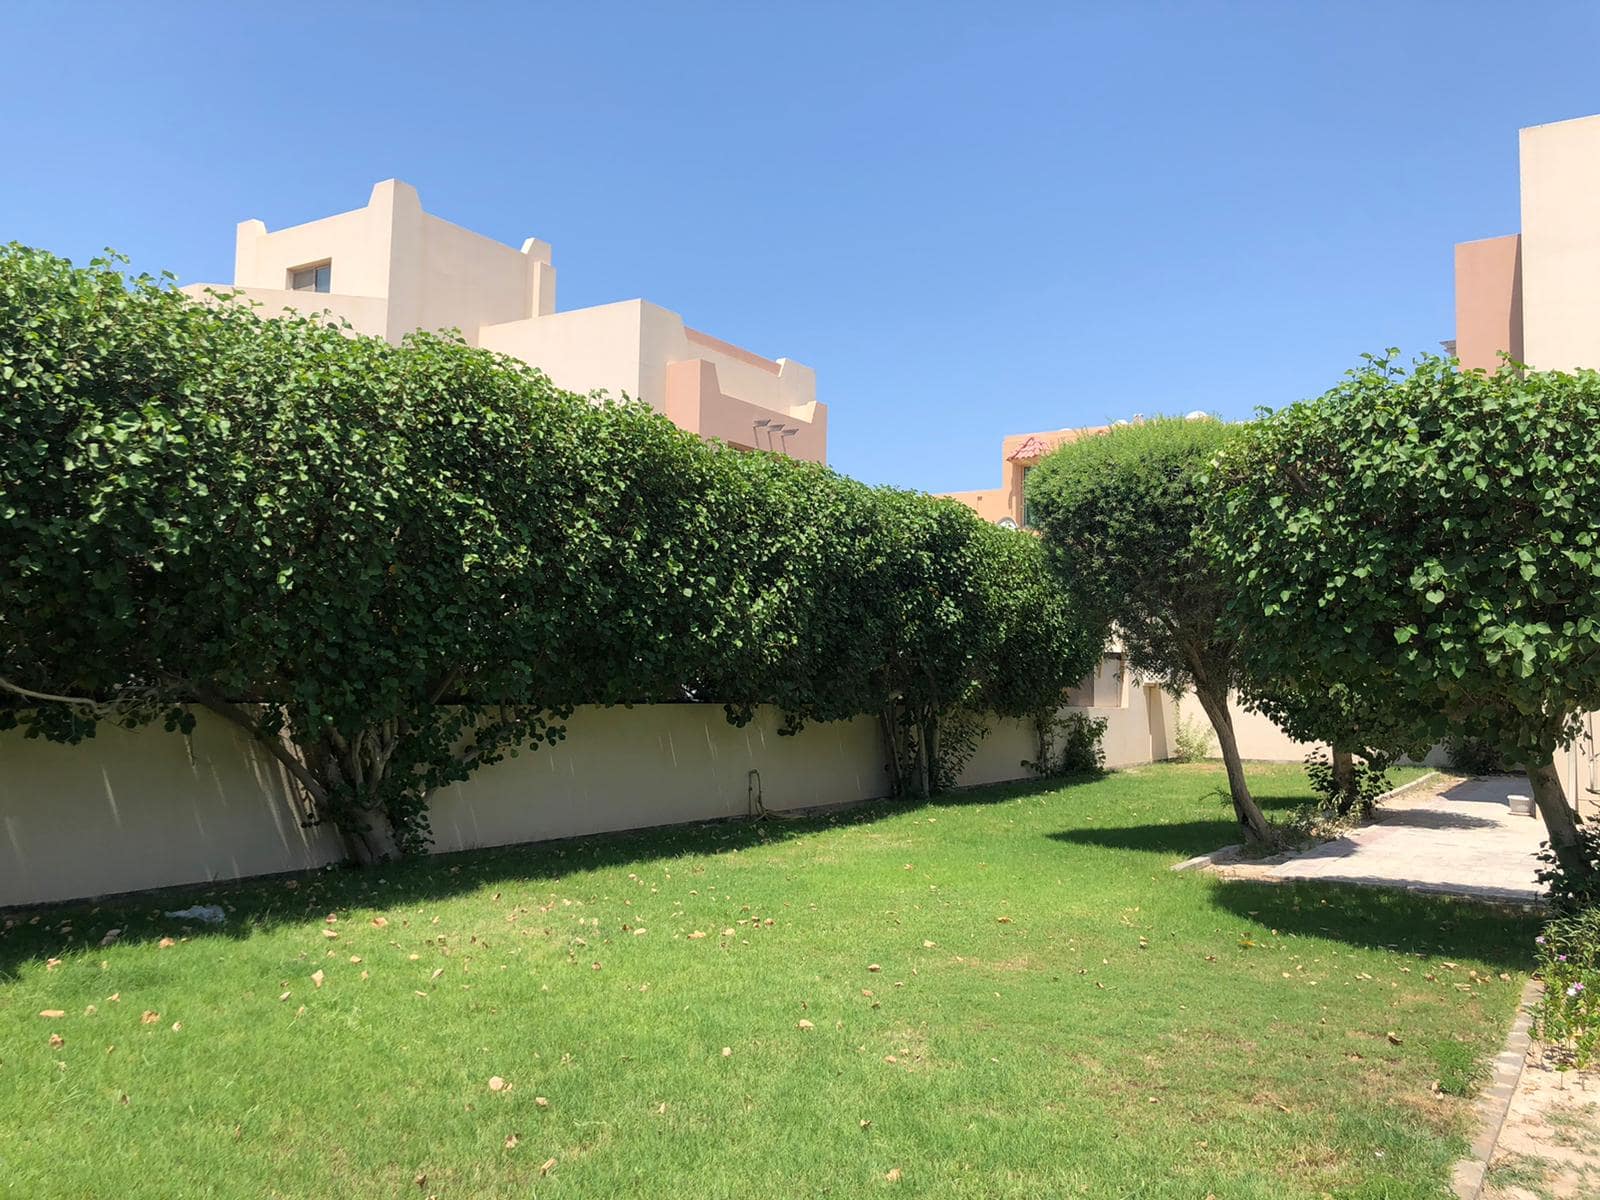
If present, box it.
[1454,113,1600,374]
[184,180,828,462]
[941,426,1108,527]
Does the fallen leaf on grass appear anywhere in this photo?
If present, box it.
[503,1134,520,1149]
[688,931,707,940]
[797,1019,814,1030]
[1386,1031,1403,1045]
[886,1168,902,1182]
[372,917,389,929]
[721,1048,732,1058]
[488,1076,508,1092]
[158,938,176,949]
[322,929,339,940]
[867,964,882,973]
[535,1096,549,1108]
[540,1157,557,1176]
[48,1033,64,1048]
[311,970,325,989]
[140,1011,160,1025]
[996,917,1012,925]
[38,1009,65,1018]
[279,992,291,1002]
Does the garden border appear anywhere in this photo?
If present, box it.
[1450,978,1541,1199]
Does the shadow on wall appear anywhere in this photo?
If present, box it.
[0,771,1102,982]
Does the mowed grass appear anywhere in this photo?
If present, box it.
[0,762,1536,1198]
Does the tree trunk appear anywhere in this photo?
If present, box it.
[913,708,931,799]
[879,707,903,797]
[1331,747,1356,815]
[1527,758,1593,885]
[1193,685,1275,846]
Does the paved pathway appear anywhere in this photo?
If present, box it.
[1204,774,1549,903]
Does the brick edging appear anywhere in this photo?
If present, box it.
[1450,978,1541,1199]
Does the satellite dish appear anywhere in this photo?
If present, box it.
[997,517,1019,530]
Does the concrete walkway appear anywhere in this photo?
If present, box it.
[1204,774,1549,904]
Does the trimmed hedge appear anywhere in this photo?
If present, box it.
[0,246,1102,857]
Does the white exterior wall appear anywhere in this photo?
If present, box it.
[2,682,1166,908]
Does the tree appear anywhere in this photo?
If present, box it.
[1027,416,1275,844]
[1208,352,1600,884]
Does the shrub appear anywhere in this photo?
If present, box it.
[1026,710,1107,777]
[1536,826,1600,914]
[1443,736,1513,776]
[1169,702,1214,763]
[1303,748,1393,817]
[1534,908,1600,1066]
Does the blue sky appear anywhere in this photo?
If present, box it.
[4,3,1598,492]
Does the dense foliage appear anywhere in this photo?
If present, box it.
[1209,352,1600,882]
[1026,416,1275,843]
[0,246,1099,858]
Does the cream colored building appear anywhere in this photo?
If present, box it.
[1454,113,1600,374]
[183,180,827,462]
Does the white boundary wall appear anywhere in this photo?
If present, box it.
[3,661,1354,909]
[2,688,1179,908]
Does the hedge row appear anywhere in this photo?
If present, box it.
[0,246,1103,858]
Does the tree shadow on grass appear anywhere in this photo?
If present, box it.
[1206,876,1541,970]
[1045,792,1310,858]
[0,772,1106,981]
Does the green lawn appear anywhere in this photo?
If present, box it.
[0,762,1536,1198]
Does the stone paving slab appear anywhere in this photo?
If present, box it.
[1203,774,1549,904]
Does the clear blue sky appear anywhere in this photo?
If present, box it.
[4,3,1598,492]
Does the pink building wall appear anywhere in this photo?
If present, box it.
[1453,234,1523,373]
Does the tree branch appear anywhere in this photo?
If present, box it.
[190,685,330,808]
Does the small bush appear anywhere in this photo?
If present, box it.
[1026,710,1107,777]
[1536,824,1600,914]
[1169,702,1213,763]
[1534,907,1600,1066]
[1443,736,1513,775]
[1303,748,1393,817]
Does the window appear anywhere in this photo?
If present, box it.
[289,262,332,293]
